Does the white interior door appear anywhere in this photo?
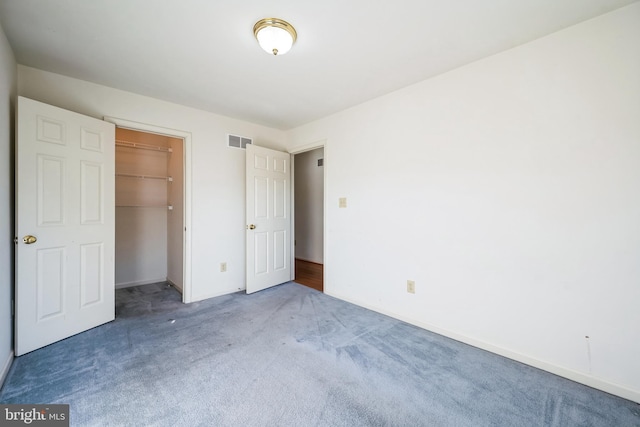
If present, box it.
[246,144,291,294]
[15,96,115,356]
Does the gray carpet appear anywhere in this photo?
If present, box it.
[1,282,638,426]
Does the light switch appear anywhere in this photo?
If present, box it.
[339,197,347,208]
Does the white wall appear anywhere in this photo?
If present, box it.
[115,207,167,287]
[294,148,324,263]
[18,66,287,302]
[0,21,16,385]
[286,4,640,402]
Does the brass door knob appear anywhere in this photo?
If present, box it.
[248,224,256,230]
[23,235,37,244]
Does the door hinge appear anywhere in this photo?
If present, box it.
[11,300,14,316]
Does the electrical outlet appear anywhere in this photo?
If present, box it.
[339,197,347,208]
[407,280,415,294]
[220,262,227,272]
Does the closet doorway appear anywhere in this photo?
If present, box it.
[115,127,185,297]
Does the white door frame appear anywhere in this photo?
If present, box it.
[104,116,193,303]
[289,140,327,285]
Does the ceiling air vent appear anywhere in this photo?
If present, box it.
[227,134,253,149]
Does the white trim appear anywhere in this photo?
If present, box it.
[322,142,327,293]
[190,288,244,303]
[0,350,14,388]
[290,156,296,281]
[115,278,167,289]
[294,256,323,265]
[325,290,640,404]
[103,116,193,303]
[288,140,326,155]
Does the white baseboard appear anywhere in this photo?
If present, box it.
[325,290,640,404]
[189,287,244,303]
[295,257,323,265]
[0,350,14,389]
[115,278,167,289]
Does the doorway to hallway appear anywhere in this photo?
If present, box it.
[293,147,324,292]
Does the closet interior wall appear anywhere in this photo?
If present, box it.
[115,128,184,291]
[166,136,184,291]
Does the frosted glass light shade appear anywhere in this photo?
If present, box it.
[253,18,297,56]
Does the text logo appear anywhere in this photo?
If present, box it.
[1,405,69,426]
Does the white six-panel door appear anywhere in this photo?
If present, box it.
[246,145,291,294]
[15,97,115,355]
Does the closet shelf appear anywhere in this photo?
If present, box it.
[117,205,174,210]
[116,139,173,153]
[116,173,173,181]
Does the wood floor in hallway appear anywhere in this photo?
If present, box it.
[295,258,323,292]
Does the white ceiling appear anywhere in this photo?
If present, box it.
[0,0,636,130]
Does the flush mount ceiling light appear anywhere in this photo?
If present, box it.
[253,18,297,56]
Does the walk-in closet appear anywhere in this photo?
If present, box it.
[115,128,184,293]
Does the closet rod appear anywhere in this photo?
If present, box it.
[116,173,173,181]
[116,205,174,210]
[115,139,173,153]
